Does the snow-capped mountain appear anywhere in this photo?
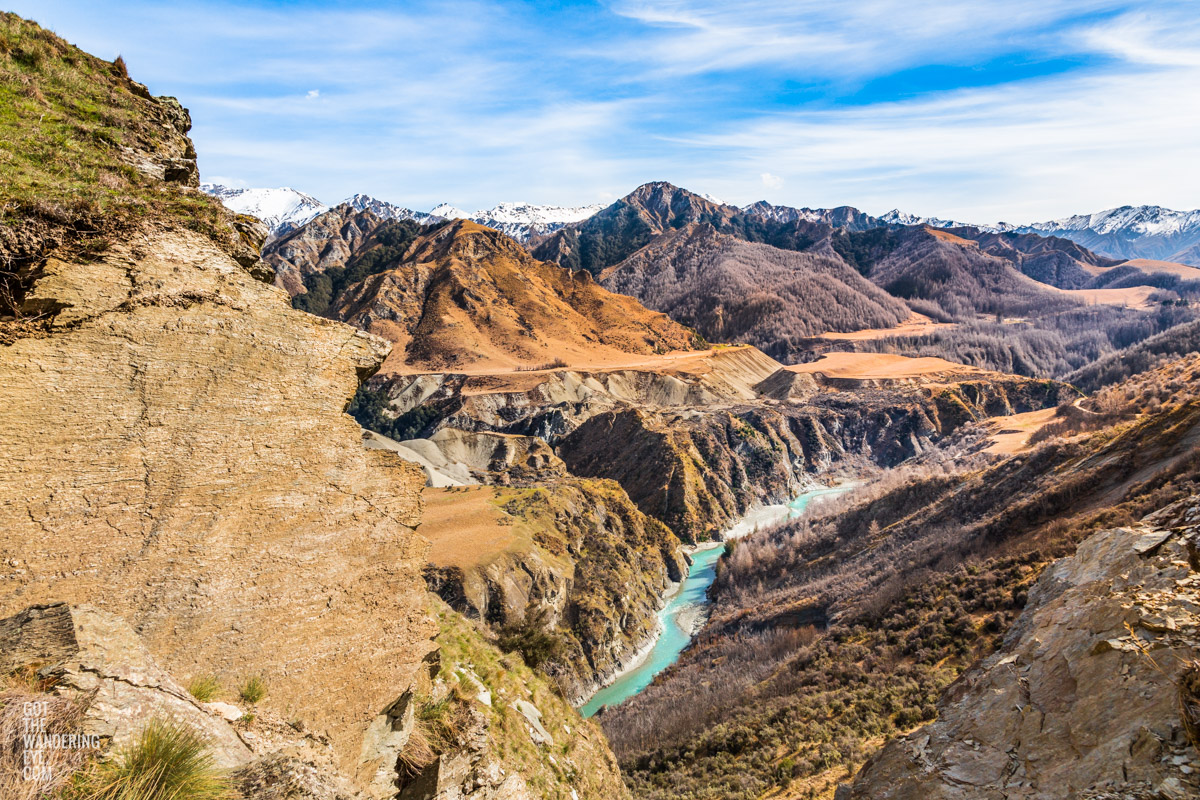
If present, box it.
[877,209,994,231]
[875,205,1200,264]
[204,184,608,242]
[200,184,327,239]
[1015,206,1200,264]
[345,193,438,225]
[472,202,606,242]
[743,201,880,231]
[429,203,472,221]
[423,201,605,240]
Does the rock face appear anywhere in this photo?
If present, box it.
[363,428,567,487]
[842,499,1200,800]
[0,603,252,769]
[0,226,433,779]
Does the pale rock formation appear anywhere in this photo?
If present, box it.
[0,603,251,769]
[840,497,1200,800]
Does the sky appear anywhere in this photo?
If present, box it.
[12,0,1200,222]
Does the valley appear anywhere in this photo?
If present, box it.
[2,11,1199,800]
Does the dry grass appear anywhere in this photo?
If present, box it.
[787,351,981,381]
[816,312,957,342]
[0,686,97,800]
[186,676,221,704]
[72,718,231,800]
[1178,661,1200,750]
[237,676,266,705]
[419,486,522,570]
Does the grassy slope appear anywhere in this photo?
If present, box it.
[0,13,233,317]
[417,598,632,800]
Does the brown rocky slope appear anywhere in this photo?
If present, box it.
[841,499,1200,800]
[331,219,704,373]
[598,222,910,362]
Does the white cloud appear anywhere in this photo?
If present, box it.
[305,89,320,99]
[605,0,1126,77]
[760,172,784,189]
[674,54,1200,222]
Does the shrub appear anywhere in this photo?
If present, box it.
[74,718,230,800]
[186,675,220,703]
[237,676,266,705]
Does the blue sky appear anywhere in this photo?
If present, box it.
[12,0,1200,221]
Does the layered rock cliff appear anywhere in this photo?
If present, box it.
[0,224,434,780]
[0,14,433,789]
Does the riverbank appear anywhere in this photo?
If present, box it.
[578,482,856,717]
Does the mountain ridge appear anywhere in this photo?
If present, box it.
[203,183,603,242]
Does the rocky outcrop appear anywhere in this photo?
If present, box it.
[0,603,252,769]
[841,498,1200,800]
[364,428,567,487]
[0,227,432,780]
[423,480,686,702]
[397,599,633,800]
[114,87,199,188]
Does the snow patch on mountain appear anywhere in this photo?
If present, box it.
[1021,206,1200,238]
[878,209,1000,231]
[346,194,437,225]
[200,183,327,238]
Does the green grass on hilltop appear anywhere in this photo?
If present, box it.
[0,12,232,313]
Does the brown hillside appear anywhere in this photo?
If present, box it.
[598,223,910,362]
[333,219,704,373]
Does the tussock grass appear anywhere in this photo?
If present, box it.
[185,676,221,704]
[73,718,231,800]
[237,676,266,705]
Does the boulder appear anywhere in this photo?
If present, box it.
[0,603,251,769]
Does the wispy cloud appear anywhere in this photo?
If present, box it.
[10,0,1200,219]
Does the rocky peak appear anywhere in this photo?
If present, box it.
[405,218,530,266]
[620,181,735,231]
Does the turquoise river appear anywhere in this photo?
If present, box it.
[580,484,851,717]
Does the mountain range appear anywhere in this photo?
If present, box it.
[261,180,1199,380]
[201,183,603,243]
[206,180,1200,267]
[880,205,1200,264]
